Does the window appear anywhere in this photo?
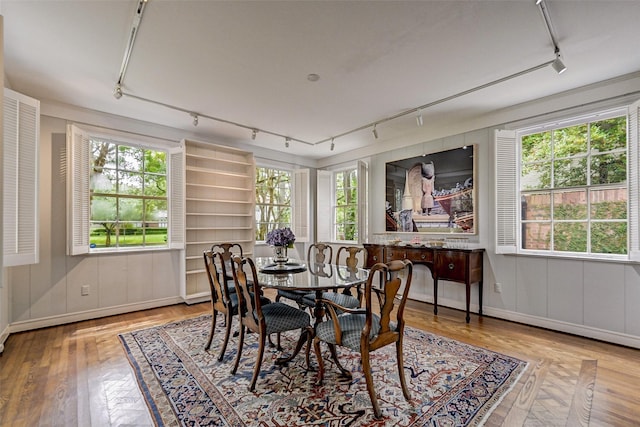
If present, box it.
[317,161,368,243]
[67,124,184,255]
[89,139,168,249]
[255,167,292,241]
[496,100,640,260]
[334,169,358,241]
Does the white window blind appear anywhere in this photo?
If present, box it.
[629,100,640,261]
[316,169,333,242]
[293,168,310,243]
[168,145,185,250]
[357,160,368,244]
[494,129,518,254]
[3,88,40,266]
[66,124,91,255]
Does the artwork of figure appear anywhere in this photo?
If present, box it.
[421,162,435,215]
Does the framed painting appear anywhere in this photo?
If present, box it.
[385,145,476,234]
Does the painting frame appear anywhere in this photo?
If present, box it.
[385,144,477,234]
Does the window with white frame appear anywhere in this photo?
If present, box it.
[89,139,168,249]
[67,124,184,255]
[496,100,640,260]
[255,166,292,241]
[317,161,368,244]
[334,168,358,241]
[254,166,309,243]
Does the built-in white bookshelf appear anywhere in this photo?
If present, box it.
[183,139,255,300]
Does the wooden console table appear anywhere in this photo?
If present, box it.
[363,243,484,323]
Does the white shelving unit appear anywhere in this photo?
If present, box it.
[183,139,255,301]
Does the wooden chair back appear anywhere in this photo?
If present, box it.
[307,242,333,264]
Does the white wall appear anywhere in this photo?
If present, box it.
[7,116,184,332]
[360,76,640,349]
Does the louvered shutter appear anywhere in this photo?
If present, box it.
[357,160,368,244]
[293,169,310,242]
[66,124,91,255]
[316,169,333,242]
[629,100,640,261]
[495,129,518,254]
[3,89,40,266]
[168,145,185,249]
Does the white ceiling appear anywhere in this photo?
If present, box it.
[2,0,639,160]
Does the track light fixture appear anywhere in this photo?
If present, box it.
[330,138,335,151]
[416,110,424,126]
[285,137,290,148]
[113,84,123,99]
[251,129,258,140]
[372,124,379,139]
[191,112,198,126]
[551,48,566,74]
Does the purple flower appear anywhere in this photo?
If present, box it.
[266,227,296,247]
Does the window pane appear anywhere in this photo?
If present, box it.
[521,132,551,163]
[590,188,626,220]
[91,196,117,221]
[521,162,551,190]
[554,157,587,187]
[120,198,143,222]
[90,222,117,248]
[554,222,587,252]
[144,149,166,174]
[522,192,550,220]
[554,190,587,220]
[92,140,116,169]
[522,222,550,250]
[553,124,587,158]
[590,117,626,153]
[118,146,144,171]
[90,168,117,193]
[591,222,627,254]
[590,152,626,185]
[144,174,166,196]
[119,171,143,195]
[335,206,346,223]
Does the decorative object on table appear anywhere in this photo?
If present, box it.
[259,261,307,274]
[266,227,296,265]
[119,315,527,426]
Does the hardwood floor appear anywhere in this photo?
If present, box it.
[1,297,639,426]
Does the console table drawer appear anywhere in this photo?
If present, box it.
[405,247,433,263]
[434,251,469,282]
[385,248,406,262]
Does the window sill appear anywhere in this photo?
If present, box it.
[88,246,174,255]
[514,250,635,264]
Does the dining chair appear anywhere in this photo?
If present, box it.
[276,242,334,307]
[313,259,414,419]
[203,250,238,358]
[203,250,271,359]
[301,245,363,310]
[211,243,244,294]
[230,256,313,391]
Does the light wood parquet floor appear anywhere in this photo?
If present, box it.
[1,296,639,426]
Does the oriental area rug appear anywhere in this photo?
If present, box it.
[119,315,527,426]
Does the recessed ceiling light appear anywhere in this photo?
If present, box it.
[307,73,320,82]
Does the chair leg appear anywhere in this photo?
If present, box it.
[328,343,351,378]
[313,337,325,385]
[231,325,245,375]
[361,349,382,419]
[396,340,411,401]
[205,309,217,350]
[218,310,233,361]
[249,333,267,392]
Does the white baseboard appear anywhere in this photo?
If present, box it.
[0,324,9,354]
[483,307,640,350]
[408,294,640,350]
[7,296,183,335]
